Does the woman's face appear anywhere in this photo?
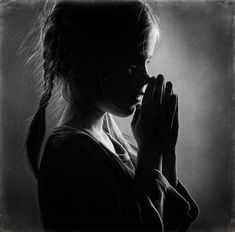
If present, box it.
[94,27,158,117]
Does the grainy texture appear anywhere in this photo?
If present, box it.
[0,1,234,231]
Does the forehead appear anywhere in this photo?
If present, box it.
[146,27,158,57]
[123,26,158,62]
[96,26,158,67]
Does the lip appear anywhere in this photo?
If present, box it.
[136,90,145,99]
[130,95,143,105]
[128,90,145,105]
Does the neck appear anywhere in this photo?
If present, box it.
[57,103,105,135]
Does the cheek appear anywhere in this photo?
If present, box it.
[105,74,134,100]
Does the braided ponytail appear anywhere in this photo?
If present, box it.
[25,13,58,178]
[26,63,54,178]
[24,1,63,178]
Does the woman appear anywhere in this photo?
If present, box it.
[25,0,199,231]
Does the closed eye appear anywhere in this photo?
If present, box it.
[129,64,137,69]
[127,65,136,74]
[127,63,146,75]
[127,57,152,73]
[129,60,151,69]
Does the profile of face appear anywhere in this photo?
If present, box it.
[93,27,158,117]
[60,1,157,117]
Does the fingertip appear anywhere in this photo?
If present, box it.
[166,81,173,88]
[149,75,157,82]
[157,74,164,79]
[157,74,164,83]
[165,81,173,94]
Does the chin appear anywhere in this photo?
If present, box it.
[113,106,135,118]
[102,103,136,118]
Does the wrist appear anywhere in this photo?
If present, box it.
[138,143,163,155]
[164,147,176,154]
[163,148,176,162]
[162,149,178,188]
[137,146,163,171]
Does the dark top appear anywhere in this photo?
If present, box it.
[38,124,199,232]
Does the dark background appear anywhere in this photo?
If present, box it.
[0,1,234,231]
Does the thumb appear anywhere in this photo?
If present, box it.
[131,104,141,129]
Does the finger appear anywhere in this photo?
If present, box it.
[166,94,177,129]
[165,81,173,96]
[153,74,164,108]
[169,100,179,149]
[141,76,156,116]
[162,81,173,106]
[131,104,141,129]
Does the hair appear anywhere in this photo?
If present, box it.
[24,0,159,178]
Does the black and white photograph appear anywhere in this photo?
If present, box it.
[0,0,234,231]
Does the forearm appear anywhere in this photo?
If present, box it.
[162,149,178,188]
[134,149,199,232]
[134,167,167,227]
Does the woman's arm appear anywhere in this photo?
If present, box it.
[133,160,199,232]
[131,75,199,231]
[162,149,178,188]
[162,97,179,188]
[131,76,177,170]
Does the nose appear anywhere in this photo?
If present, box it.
[137,66,151,87]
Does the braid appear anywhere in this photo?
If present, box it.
[26,68,54,178]
[26,21,56,178]
[39,54,55,108]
